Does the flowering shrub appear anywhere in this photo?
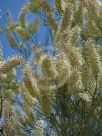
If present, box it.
[1,0,102,135]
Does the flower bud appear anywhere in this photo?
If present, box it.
[40,55,57,80]
[83,39,102,76]
[15,26,31,41]
[39,89,52,115]
[68,69,83,92]
[7,31,19,48]
[23,64,39,98]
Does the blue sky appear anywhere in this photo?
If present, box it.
[0,0,27,58]
[0,0,54,59]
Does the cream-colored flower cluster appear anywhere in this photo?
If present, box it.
[26,37,102,113]
[21,34,102,114]
[23,64,39,98]
[0,55,24,74]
